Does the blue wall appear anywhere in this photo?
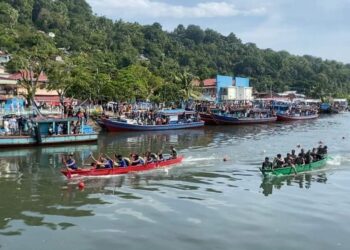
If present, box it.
[235,77,250,87]
[4,98,25,111]
[216,75,233,102]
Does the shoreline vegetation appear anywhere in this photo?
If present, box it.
[0,0,350,105]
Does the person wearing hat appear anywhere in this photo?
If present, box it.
[65,154,77,170]
[262,157,273,170]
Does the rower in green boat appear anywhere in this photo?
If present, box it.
[260,145,330,177]
[295,153,305,165]
[290,149,297,162]
[262,157,273,170]
[273,154,284,168]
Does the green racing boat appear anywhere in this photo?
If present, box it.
[260,156,331,177]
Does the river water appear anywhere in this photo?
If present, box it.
[0,114,350,250]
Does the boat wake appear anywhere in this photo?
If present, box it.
[183,156,216,163]
[327,155,342,166]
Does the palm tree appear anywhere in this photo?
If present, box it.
[174,70,202,101]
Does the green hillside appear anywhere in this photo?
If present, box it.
[1,0,349,102]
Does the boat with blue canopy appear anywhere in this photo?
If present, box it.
[99,109,204,132]
[0,116,97,147]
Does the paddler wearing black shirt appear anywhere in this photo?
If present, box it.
[262,157,273,170]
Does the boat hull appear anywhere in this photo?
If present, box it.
[199,113,217,125]
[101,119,204,131]
[260,156,330,177]
[0,133,98,147]
[0,136,36,147]
[61,156,184,178]
[39,134,98,145]
[276,114,319,121]
[211,114,277,125]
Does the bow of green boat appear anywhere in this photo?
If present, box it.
[260,156,331,177]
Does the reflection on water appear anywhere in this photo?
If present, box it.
[99,129,210,155]
[260,173,328,196]
[1,114,350,250]
[0,160,20,179]
[0,177,106,235]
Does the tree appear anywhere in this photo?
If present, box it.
[0,2,19,28]
[114,64,164,102]
[2,0,350,102]
[174,70,202,101]
[6,33,57,106]
[46,56,74,105]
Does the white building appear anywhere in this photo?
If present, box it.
[221,86,253,101]
[0,51,11,64]
[0,66,17,96]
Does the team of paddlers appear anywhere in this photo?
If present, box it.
[63,142,328,173]
[63,146,178,170]
[262,145,328,170]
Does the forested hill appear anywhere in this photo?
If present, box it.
[1,0,350,101]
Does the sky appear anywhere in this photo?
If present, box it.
[87,0,350,63]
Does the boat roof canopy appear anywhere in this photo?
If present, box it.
[36,117,79,123]
[333,98,347,102]
[159,109,196,115]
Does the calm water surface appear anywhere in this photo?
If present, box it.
[1,114,350,250]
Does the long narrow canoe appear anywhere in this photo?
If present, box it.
[260,156,330,177]
[61,156,184,178]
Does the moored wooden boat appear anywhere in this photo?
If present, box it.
[260,156,330,177]
[198,112,216,125]
[101,119,204,131]
[276,113,318,121]
[211,114,277,125]
[209,108,277,125]
[100,109,204,132]
[61,156,184,178]
[0,117,97,147]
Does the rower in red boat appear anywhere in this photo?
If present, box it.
[60,153,184,178]
[90,154,112,169]
[116,154,128,168]
[104,154,117,168]
[130,154,145,166]
[64,154,78,170]
[158,150,164,161]
[144,151,156,163]
[170,146,177,159]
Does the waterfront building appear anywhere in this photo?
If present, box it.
[0,67,65,107]
[197,75,253,102]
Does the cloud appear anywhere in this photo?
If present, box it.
[87,0,350,62]
[88,0,266,19]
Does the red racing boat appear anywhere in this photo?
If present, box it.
[61,156,184,178]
